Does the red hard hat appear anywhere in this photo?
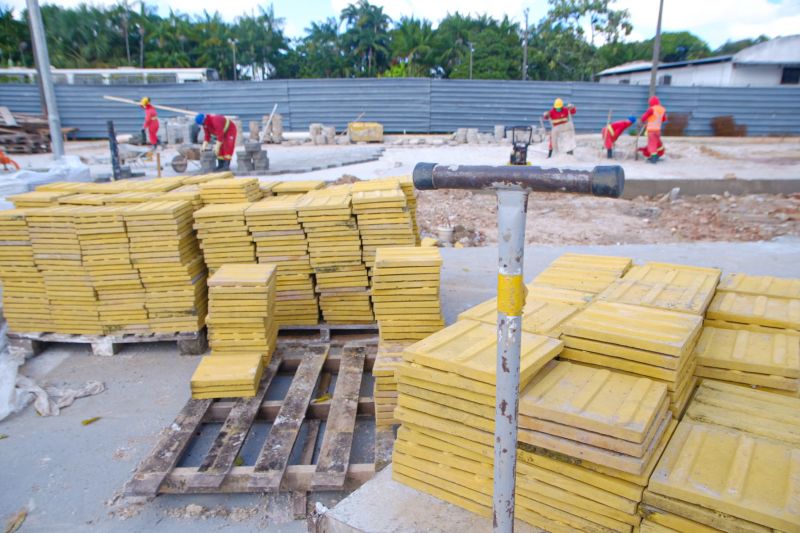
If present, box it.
[649,95,661,106]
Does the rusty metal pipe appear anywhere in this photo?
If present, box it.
[412,163,624,198]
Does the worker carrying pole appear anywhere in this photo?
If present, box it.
[139,97,159,149]
[542,98,577,156]
[601,115,637,159]
[638,96,668,163]
[412,162,624,533]
[196,113,237,171]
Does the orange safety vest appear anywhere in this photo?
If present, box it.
[647,105,666,132]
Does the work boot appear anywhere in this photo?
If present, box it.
[547,149,553,158]
[215,159,225,171]
[607,148,613,159]
[220,160,231,171]
[567,150,574,155]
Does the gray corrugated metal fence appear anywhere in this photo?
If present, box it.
[1,79,798,138]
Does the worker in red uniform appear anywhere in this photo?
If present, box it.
[639,96,667,163]
[196,113,237,171]
[601,115,636,159]
[543,98,577,156]
[139,97,159,148]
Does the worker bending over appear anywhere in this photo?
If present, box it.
[196,113,237,171]
[139,97,159,149]
[602,115,636,159]
[543,98,577,156]
[639,96,667,163]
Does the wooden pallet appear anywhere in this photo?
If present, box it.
[279,322,379,343]
[6,329,208,358]
[124,339,393,516]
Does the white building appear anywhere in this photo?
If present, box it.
[597,34,800,87]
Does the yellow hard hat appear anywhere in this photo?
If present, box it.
[554,98,563,108]
[139,97,150,106]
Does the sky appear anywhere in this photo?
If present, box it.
[5,0,800,49]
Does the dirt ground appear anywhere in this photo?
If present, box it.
[416,190,800,246]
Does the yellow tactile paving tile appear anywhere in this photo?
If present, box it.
[190,353,264,399]
[718,272,800,300]
[562,301,703,357]
[693,327,800,378]
[707,292,800,331]
[271,180,325,194]
[641,491,771,533]
[207,263,276,287]
[199,177,262,204]
[695,365,798,391]
[685,380,800,445]
[373,246,442,268]
[7,190,71,207]
[639,505,721,533]
[549,253,633,275]
[519,361,668,442]
[703,318,800,337]
[525,283,596,307]
[458,297,578,337]
[531,266,623,294]
[648,419,800,532]
[403,319,562,385]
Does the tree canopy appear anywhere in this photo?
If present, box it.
[0,0,770,81]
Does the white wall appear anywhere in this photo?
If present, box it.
[730,64,784,86]
[599,61,789,86]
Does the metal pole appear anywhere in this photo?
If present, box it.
[469,43,474,80]
[522,8,529,81]
[492,188,528,532]
[107,120,121,181]
[648,0,665,98]
[26,0,64,159]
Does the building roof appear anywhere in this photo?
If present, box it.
[598,56,733,77]
[733,34,800,65]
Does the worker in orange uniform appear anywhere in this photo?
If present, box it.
[639,96,667,163]
[543,98,577,156]
[602,115,636,159]
[196,113,237,171]
[139,97,159,149]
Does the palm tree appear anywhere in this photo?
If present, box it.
[340,0,391,76]
[391,17,435,77]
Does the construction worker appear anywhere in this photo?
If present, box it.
[543,98,577,156]
[196,113,237,171]
[602,115,637,159]
[139,97,159,148]
[639,96,667,163]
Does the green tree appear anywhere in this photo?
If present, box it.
[449,16,522,80]
[391,17,435,77]
[714,35,769,55]
[296,17,346,77]
[340,0,392,76]
[0,6,31,68]
[654,31,711,62]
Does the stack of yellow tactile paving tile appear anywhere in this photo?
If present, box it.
[207,264,278,363]
[351,179,415,267]
[458,293,579,338]
[103,192,162,205]
[560,301,703,416]
[258,180,279,197]
[640,380,800,533]
[180,171,233,185]
[125,201,207,333]
[527,253,632,296]
[34,181,87,193]
[705,273,800,336]
[272,180,324,195]
[199,178,262,204]
[190,352,264,399]
[372,247,444,342]
[57,193,108,206]
[8,191,70,208]
[245,195,317,325]
[515,360,676,532]
[297,191,372,324]
[193,203,255,272]
[27,206,104,334]
[597,262,720,315]
[692,326,800,397]
[0,209,51,331]
[75,206,148,333]
[396,176,420,244]
[373,341,408,427]
[163,185,204,210]
[392,319,569,529]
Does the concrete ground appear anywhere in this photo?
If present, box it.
[1,241,799,532]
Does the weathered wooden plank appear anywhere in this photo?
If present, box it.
[124,398,213,496]
[292,419,321,519]
[250,346,328,490]
[374,427,395,472]
[312,345,366,489]
[205,397,375,421]
[161,463,375,494]
[277,345,377,373]
[185,353,283,489]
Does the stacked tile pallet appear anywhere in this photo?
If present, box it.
[125,201,207,333]
[198,177,263,204]
[350,179,416,268]
[206,264,278,363]
[245,195,317,325]
[76,206,147,333]
[8,191,71,208]
[190,352,264,399]
[392,319,566,529]
[0,209,50,331]
[297,191,372,324]
[516,360,676,532]
[372,247,444,343]
[373,341,407,427]
[640,380,799,532]
[271,180,324,195]
[193,203,256,273]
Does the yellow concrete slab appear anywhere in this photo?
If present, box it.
[404,319,562,385]
[703,318,800,338]
[374,246,442,268]
[549,253,632,274]
[519,360,667,442]
[639,504,720,533]
[559,348,691,385]
[562,336,682,370]
[641,491,770,533]
[693,327,800,378]
[532,265,621,294]
[562,301,703,357]
[708,292,800,331]
[695,365,799,392]
[458,297,578,337]
[648,419,800,532]
[718,273,800,300]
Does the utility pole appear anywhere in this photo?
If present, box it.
[469,42,474,80]
[26,0,64,159]
[522,8,529,81]
[648,0,665,97]
[229,39,238,81]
